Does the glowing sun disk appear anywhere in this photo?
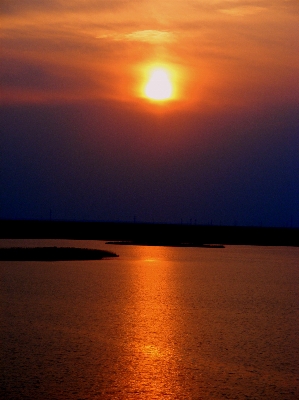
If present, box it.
[144,68,172,101]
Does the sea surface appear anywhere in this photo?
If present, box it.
[1,239,298,399]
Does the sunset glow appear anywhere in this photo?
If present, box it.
[144,68,173,101]
[1,1,298,227]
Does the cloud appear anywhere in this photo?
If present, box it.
[0,0,132,15]
[125,30,175,43]
[97,30,175,44]
[189,0,299,16]
[0,57,93,91]
[219,5,266,16]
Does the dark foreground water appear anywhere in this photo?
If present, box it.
[1,240,298,399]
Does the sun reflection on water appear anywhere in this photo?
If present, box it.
[122,245,185,397]
[142,344,162,358]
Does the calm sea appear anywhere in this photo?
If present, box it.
[1,239,298,399]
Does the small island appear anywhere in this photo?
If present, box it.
[106,241,224,248]
[0,247,119,261]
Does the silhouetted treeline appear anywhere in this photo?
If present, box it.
[1,220,298,246]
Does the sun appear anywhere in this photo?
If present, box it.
[144,67,173,101]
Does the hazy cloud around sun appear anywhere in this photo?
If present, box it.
[1,0,298,106]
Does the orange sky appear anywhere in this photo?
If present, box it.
[1,0,298,110]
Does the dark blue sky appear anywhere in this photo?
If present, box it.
[1,101,298,227]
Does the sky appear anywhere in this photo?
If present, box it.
[1,0,298,227]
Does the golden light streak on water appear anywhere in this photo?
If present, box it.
[121,245,186,398]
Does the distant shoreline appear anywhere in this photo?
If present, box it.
[0,247,118,261]
[0,220,298,247]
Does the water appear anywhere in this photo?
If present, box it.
[1,240,298,399]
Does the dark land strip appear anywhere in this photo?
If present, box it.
[1,220,298,246]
